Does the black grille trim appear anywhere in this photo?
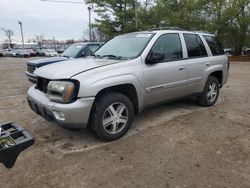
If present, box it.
[27,65,36,74]
[35,77,50,93]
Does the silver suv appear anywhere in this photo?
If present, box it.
[27,29,229,141]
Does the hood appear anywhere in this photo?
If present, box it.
[34,57,122,80]
[27,56,68,67]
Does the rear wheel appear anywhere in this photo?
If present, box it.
[90,92,134,141]
[198,76,220,106]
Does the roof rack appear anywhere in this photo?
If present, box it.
[149,26,186,31]
[192,30,213,34]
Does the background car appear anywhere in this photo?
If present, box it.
[25,42,104,83]
[0,50,4,57]
[27,49,37,57]
[57,48,65,54]
[36,49,46,56]
[16,50,30,58]
[45,49,58,57]
[242,47,250,56]
[6,49,18,57]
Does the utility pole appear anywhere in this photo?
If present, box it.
[88,6,92,41]
[18,20,25,49]
[41,0,93,41]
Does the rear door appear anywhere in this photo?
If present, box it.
[183,33,209,94]
[143,33,189,105]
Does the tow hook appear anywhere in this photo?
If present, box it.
[0,122,34,168]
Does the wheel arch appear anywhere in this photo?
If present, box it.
[94,84,139,114]
[208,70,223,87]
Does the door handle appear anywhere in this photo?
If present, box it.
[206,63,210,66]
[178,66,185,71]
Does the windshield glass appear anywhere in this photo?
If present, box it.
[94,33,154,59]
[62,44,85,58]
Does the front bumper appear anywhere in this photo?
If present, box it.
[27,86,95,128]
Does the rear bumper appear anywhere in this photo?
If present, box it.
[25,71,37,83]
[27,86,95,128]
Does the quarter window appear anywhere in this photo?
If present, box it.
[150,33,183,62]
[203,35,224,56]
[184,34,207,58]
[196,35,207,56]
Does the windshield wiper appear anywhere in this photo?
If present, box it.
[95,54,122,59]
[92,54,102,58]
[62,55,70,58]
[101,54,122,60]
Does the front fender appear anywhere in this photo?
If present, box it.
[76,74,144,110]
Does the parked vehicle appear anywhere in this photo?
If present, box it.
[25,42,103,83]
[27,30,229,141]
[36,49,46,56]
[242,47,250,56]
[0,50,3,57]
[16,50,30,58]
[45,49,58,57]
[27,49,37,57]
[5,49,18,57]
[57,48,65,54]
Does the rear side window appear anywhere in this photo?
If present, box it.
[151,33,183,62]
[203,35,224,56]
[196,35,207,56]
[184,34,207,58]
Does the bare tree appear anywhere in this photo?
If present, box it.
[91,27,107,42]
[35,34,44,49]
[1,28,14,48]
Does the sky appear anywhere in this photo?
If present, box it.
[0,0,94,42]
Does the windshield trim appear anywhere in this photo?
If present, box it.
[94,32,156,60]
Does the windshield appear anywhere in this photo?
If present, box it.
[62,44,85,58]
[94,33,154,59]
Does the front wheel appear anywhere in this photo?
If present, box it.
[198,76,220,107]
[90,92,134,141]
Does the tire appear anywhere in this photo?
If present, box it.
[90,92,134,141]
[198,76,220,107]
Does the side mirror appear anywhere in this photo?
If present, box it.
[146,51,165,64]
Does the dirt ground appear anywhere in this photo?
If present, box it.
[0,57,250,188]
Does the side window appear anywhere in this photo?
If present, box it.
[88,45,100,53]
[184,34,207,58]
[196,35,207,56]
[151,33,183,62]
[82,46,93,56]
[203,35,224,56]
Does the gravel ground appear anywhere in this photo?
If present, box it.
[0,57,250,188]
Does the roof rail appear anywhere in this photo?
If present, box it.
[150,26,186,31]
[192,30,213,34]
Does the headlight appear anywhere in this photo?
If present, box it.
[47,81,78,103]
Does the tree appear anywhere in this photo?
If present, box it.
[1,28,14,48]
[87,0,250,54]
[35,34,44,49]
[86,0,141,38]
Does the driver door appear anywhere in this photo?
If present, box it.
[143,33,188,106]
